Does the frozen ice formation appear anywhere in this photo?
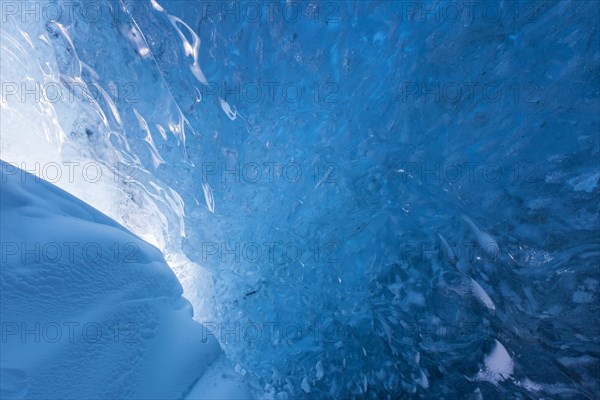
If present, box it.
[1,0,598,398]
[0,161,250,399]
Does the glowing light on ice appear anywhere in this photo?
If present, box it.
[477,340,514,384]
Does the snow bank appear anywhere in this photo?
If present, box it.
[0,160,249,399]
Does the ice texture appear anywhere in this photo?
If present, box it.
[1,0,599,398]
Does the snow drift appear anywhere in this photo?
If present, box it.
[0,160,250,399]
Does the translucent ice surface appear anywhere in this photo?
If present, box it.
[1,1,598,398]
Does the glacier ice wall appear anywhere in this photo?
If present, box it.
[1,0,599,398]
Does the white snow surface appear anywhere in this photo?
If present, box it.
[476,340,514,385]
[0,160,251,399]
